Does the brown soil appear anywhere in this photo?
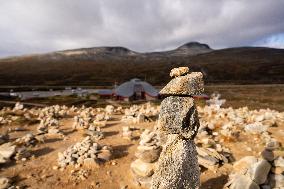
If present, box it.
[1,111,283,189]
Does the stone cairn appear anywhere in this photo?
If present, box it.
[0,133,40,163]
[122,126,133,140]
[151,67,204,189]
[37,105,68,136]
[121,103,160,124]
[72,108,104,140]
[225,140,284,189]
[37,116,62,135]
[130,129,162,188]
[57,136,112,169]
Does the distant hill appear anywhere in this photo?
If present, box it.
[0,42,283,86]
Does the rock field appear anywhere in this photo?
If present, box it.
[0,96,284,189]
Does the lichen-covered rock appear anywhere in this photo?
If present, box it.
[159,72,204,96]
[158,96,199,139]
[151,135,200,189]
[170,67,189,78]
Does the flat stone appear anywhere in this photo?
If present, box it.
[97,150,111,161]
[233,156,258,174]
[0,177,10,189]
[265,141,280,151]
[229,175,259,189]
[135,146,162,163]
[169,67,189,78]
[152,135,200,189]
[158,96,199,139]
[130,159,154,177]
[0,143,16,163]
[159,72,204,96]
[248,159,271,185]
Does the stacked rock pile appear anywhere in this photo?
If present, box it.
[37,116,62,135]
[195,127,233,170]
[57,136,112,169]
[206,93,226,109]
[93,112,109,127]
[196,146,231,170]
[72,109,93,130]
[130,129,162,188]
[152,67,203,189]
[105,105,115,115]
[0,116,9,125]
[72,108,97,130]
[0,133,39,163]
[38,105,68,119]
[121,103,160,124]
[226,141,284,189]
[72,109,104,140]
[122,126,133,140]
[13,102,24,111]
[197,105,284,143]
[85,125,104,141]
[0,105,27,125]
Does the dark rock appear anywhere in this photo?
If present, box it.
[158,96,199,139]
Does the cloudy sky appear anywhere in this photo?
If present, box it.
[0,0,284,57]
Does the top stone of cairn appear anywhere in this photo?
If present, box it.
[170,67,189,78]
[160,67,204,96]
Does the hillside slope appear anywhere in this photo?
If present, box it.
[0,42,283,86]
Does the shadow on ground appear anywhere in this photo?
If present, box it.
[200,174,228,189]
[112,144,133,159]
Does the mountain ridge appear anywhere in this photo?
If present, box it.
[0,42,283,86]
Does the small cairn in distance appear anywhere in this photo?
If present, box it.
[130,129,162,188]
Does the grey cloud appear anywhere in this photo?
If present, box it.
[0,0,284,57]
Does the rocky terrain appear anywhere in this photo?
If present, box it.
[0,95,283,188]
[0,42,283,86]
